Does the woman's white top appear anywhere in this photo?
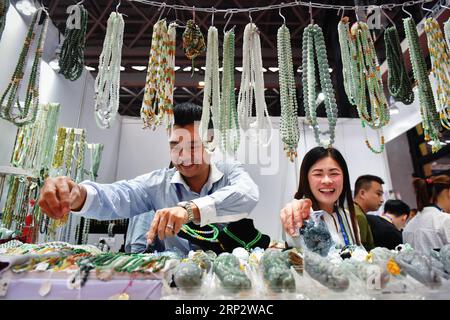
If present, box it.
[403,206,450,254]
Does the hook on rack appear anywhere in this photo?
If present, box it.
[76,0,85,5]
[421,1,434,13]
[337,7,345,20]
[192,6,195,22]
[402,2,413,19]
[279,4,286,25]
[157,2,166,21]
[309,2,313,24]
[381,6,396,27]
[441,0,450,10]
[211,7,215,26]
[249,10,253,24]
[116,0,121,13]
[224,10,235,34]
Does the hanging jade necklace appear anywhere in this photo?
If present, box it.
[219,29,240,155]
[182,19,206,76]
[237,23,273,147]
[384,26,414,105]
[181,224,220,242]
[59,3,88,81]
[404,17,442,152]
[445,18,450,49]
[94,12,124,129]
[277,24,299,161]
[200,26,220,152]
[302,23,338,149]
[424,18,450,130]
[223,227,262,251]
[0,8,49,127]
[338,18,389,153]
[141,20,176,130]
[0,0,10,42]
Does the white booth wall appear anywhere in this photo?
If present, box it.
[116,116,393,241]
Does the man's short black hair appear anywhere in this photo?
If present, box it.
[173,102,213,129]
[173,102,202,126]
[354,175,385,197]
[384,199,411,217]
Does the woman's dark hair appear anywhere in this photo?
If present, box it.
[294,147,360,245]
[412,174,450,211]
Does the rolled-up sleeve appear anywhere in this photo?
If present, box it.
[70,171,162,220]
[191,163,259,226]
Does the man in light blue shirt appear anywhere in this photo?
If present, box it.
[38,103,259,255]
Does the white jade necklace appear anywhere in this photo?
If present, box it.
[200,26,220,152]
[237,23,272,147]
[94,12,124,129]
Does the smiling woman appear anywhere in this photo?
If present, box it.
[280,146,361,249]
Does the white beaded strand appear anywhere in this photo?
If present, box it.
[94,12,124,129]
[237,23,273,147]
[200,26,220,152]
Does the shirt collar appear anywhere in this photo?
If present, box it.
[170,162,224,193]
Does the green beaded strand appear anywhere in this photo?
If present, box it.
[0,8,49,126]
[277,24,300,161]
[404,17,442,152]
[302,24,338,149]
[59,3,88,81]
[384,26,414,105]
[219,29,240,155]
[0,0,10,42]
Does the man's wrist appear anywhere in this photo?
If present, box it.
[71,185,87,212]
[177,201,197,224]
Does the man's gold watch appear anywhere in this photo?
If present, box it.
[177,201,195,223]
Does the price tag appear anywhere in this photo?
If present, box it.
[35,262,49,272]
[0,278,10,297]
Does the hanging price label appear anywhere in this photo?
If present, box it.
[0,278,10,297]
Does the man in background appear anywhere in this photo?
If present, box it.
[353,175,385,251]
[366,199,410,249]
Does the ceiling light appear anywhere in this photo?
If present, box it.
[446,140,450,144]
[235,67,243,72]
[428,141,446,146]
[269,67,279,72]
[317,92,325,102]
[219,67,223,72]
[201,66,206,71]
[120,66,125,71]
[328,68,333,73]
[183,66,199,72]
[174,66,180,71]
[297,68,302,73]
[131,66,146,71]
[16,0,36,16]
[49,59,60,71]
[390,105,400,115]
[198,81,205,87]
[262,67,267,72]
[85,66,96,71]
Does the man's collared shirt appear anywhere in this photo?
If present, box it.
[72,161,259,255]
